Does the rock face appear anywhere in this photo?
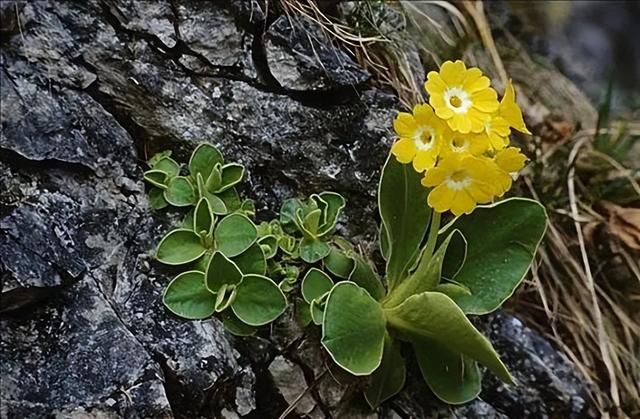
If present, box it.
[1,1,593,418]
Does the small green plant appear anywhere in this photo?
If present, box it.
[145,60,548,409]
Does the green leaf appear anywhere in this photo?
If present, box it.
[315,192,346,236]
[258,235,278,259]
[231,243,266,275]
[322,282,386,375]
[205,163,223,192]
[205,251,243,294]
[310,298,325,325]
[435,282,472,299]
[445,198,547,314]
[222,310,257,336]
[413,337,481,404]
[278,235,298,256]
[280,198,306,234]
[164,176,196,207]
[441,231,467,280]
[194,198,214,234]
[301,208,322,237]
[231,274,287,326]
[156,229,206,265]
[214,284,237,312]
[144,170,168,189]
[299,237,330,263]
[378,155,431,289]
[364,333,406,409]
[240,199,255,217]
[385,291,512,384]
[218,187,241,212]
[154,156,180,178]
[294,298,313,328]
[379,223,390,261]
[148,150,172,168]
[219,163,244,191]
[214,213,258,258]
[301,268,333,304]
[384,230,460,308]
[163,271,216,319]
[323,247,354,279]
[189,143,223,179]
[149,187,169,210]
[347,251,385,301]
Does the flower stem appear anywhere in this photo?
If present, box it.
[423,210,442,260]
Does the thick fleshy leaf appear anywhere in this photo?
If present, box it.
[222,310,257,336]
[154,156,180,178]
[379,223,390,261]
[164,176,196,207]
[189,143,223,179]
[440,231,467,280]
[445,198,547,314]
[301,208,322,237]
[294,298,313,328]
[231,243,266,275]
[149,187,168,210]
[218,187,241,212]
[364,333,406,408]
[163,271,215,319]
[310,298,325,326]
[144,170,168,189]
[315,192,346,236]
[413,337,481,404]
[435,282,472,299]
[378,155,431,288]
[347,251,385,301]
[322,282,386,375]
[205,251,243,294]
[214,213,258,257]
[280,198,306,234]
[194,198,214,234]
[219,163,244,191]
[214,284,237,312]
[156,229,206,265]
[205,164,223,192]
[323,247,354,279]
[384,230,459,308]
[385,291,512,384]
[148,150,172,168]
[301,268,333,304]
[258,235,278,259]
[231,274,287,326]
[299,237,331,263]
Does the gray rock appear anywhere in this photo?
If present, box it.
[0,1,594,418]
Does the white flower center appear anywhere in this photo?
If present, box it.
[445,170,472,190]
[444,87,472,114]
[450,137,469,153]
[413,126,436,151]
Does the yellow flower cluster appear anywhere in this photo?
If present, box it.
[391,60,530,216]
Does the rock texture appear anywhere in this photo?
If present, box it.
[1,1,594,418]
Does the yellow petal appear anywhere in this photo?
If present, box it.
[471,88,499,112]
[495,147,527,172]
[450,190,476,216]
[425,72,447,95]
[391,138,416,164]
[413,150,437,172]
[428,184,456,213]
[500,80,531,134]
[393,112,418,137]
[463,72,490,92]
[449,113,472,134]
[440,60,466,85]
[422,166,448,187]
[413,103,437,125]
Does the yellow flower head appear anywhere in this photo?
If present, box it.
[422,154,500,216]
[493,147,528,196]
[481,115,510,151]
[439,128,490,158]
[498,80,531,135]
[425,60,499,134]
[391,103,445,172]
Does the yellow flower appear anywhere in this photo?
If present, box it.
[422,155,499,216]
[481,115,510,150]
[440,128,490,158]
[493,147,528,195]
[391,104,444,172]
[425,60,499,134]
[498,80,531,135]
